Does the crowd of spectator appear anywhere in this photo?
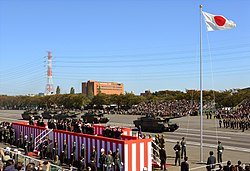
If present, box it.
[0,147,53,171]
[128,100,200,117]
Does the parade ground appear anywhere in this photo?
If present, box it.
[0,110,249,171]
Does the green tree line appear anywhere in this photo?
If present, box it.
[0,88,249,110]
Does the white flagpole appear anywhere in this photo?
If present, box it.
[199,4,203,163]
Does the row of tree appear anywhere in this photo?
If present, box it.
[0,88,249,110]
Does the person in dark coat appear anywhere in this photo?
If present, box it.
[91,146,97,163]
[159,145,167,171]
[181,137,187,159]
[206,151,216,171]
[236,160,244,171]
[88,157,97,171]
[114,148,121,171]
[61,140,67,164]
[78,157,86,171]
[173,141,181,166]
[81,144,86,166]
[52,138,58,161]
[71,142,76,165]
[181,157,189,171]
[223,160,231,171]
[99,148,106,171]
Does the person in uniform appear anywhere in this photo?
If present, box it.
[52,138,58,161]
[181,137,187,159]
[159,145,167,171]
[99,148,106,171]
[217,141,224,163]
[28,134,33,152]
[61,139,67,164]
[10,127,15,145]
[173,141,181,166]
[159,135,165,147]
[81,144,86,166]
[181,157,189,171]
[105,150,114,171]
[219,119,222,128]
[43,137,49,158]
[78,156,86,171]
[91,146,97,163]
[71,142,76,165]
[88,157,97,171]
[114,148,121,171]
[24,135,29,155]
[38,139,44,159]
[5,126,10,144]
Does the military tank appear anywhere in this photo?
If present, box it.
[133,115,179,133]
[81,112,109,123]
[41,109,61,119]
[21,110,40,120]
[52,111,79,120]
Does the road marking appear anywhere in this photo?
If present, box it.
[0,116,21,121]
[178,128,250,136]
[166,139,250,153]
[172,132,231,139]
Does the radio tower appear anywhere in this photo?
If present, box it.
[45,51,54,95]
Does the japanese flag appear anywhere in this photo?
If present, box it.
[202,11,236,31]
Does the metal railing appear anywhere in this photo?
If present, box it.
[151,141,161,166]
[34,129,53,150]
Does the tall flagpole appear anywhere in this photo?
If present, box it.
[199,4,203,163]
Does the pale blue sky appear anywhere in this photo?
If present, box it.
[0,0,249,95]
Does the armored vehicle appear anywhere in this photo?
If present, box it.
[41,110,61,119]
[81,112,109,123]
[52,111,79,120]
[21,110,40,120]
[133,115,179,133]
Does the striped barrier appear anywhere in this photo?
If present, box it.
[12,122,152,171]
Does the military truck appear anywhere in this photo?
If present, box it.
[21,110,40,120]
[81,112,109,123]
[133,115,179,133]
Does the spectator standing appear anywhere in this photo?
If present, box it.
[236,160,244,171]
[181,157,189,171]
[223,160,231,171]
[206,151,216,171]
[4,159,16,171]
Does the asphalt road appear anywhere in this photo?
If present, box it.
[0,110,250,170]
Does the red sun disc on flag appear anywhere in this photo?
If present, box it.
[214,16,226,26]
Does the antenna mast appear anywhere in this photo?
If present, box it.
[45,51,54,95]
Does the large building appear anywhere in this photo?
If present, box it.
[82,80,124,96]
